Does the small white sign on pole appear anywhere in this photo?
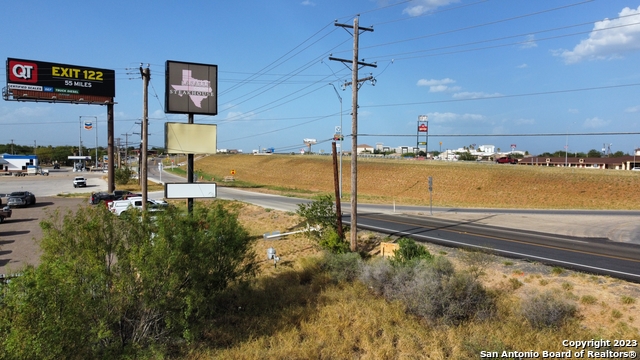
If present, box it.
[164,183,217,199]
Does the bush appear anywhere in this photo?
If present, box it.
[359,256,494,325]
[520,291,577,329]
[0,202,257,358]
[114,166,134,185]
[317,252,363,283]
[319,228,350,254]
[390,238,433,266]
[297,195,348,253]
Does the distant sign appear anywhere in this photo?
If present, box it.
[418,124,428,132]
[6,58,115,100]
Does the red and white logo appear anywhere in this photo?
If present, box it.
[9,60,38,83]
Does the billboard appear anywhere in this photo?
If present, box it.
[165,122,217,154]
[165,60,217,115]
[6,58,115,101]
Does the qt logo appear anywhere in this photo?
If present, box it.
[9,60,38,83]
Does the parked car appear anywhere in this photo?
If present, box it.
[0,206,12,223]
[7,191,37,207]
[495,156,518,164]
[113,190,140,200]
[90,192,116,205]
[73,177,87,188]
[53,163,60,169]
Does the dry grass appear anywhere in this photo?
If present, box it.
[189,154,640,209]
[167,155,640,358]
[185,201,640,359]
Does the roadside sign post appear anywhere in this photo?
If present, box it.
[428,176,433,215]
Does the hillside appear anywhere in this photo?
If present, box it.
[183,154,640,210]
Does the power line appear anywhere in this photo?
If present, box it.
[358,132,640,138]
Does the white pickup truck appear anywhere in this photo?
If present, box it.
[109,197,169,216]
[73,176,87,188]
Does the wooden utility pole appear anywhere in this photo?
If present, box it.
[329,17,376,252]
[332,142,344,240]
[140,66,150,211]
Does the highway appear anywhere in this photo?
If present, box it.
[149,164,640,282]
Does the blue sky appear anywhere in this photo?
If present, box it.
[2,0,640,156]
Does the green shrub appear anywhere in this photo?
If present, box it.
[520,291,577,329]
[318,228,350,254]
[296,195,347,246]
[390,238,433,266]
[114,166,134,185]
[0,202,257,358]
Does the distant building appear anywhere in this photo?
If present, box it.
[0,154,39,172]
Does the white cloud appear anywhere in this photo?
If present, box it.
[417,78,460,92]
[516,63,528,68]
[428,112,485,123]
[514,118,535,125]
[558,6,640,64]
[452,91,502,99]
[301,0,315,6]
[625,105,640,113]
[583,117,610,128]
[0,106,52,121]
[520,34,537,49]
[403,0,460,17]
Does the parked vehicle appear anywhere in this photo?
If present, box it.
[0,206,12,223]
[495,155,518,164]
[53,163,60,169]
[7,191,37,207]
[113,190,140,200]
[90,192,116,205]
[73,176,87,188]
[109,197,168,216]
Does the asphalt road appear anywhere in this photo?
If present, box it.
[3,165,640,281]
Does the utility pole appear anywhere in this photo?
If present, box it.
[121,133,132,165]
[115,138,122,168]
[329,17,376,252]
[140,65,150,211]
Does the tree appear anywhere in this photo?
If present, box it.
[296,195,348,253]
[0,202,257,358]
[456,151,476,161]
[587,149,602,158]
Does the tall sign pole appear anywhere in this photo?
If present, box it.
[140,65,150,211]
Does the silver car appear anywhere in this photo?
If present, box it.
[7,191,37,207]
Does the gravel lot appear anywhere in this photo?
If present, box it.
[0,197,86,275]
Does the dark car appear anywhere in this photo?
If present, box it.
[53,163,60,169]
[7,191,37,207]
[113,190,139,200]
[90,192,116,205]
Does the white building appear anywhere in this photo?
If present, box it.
[0,154,39,172]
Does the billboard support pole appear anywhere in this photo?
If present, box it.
[141,65,150,211]
[108,103,115,193]
[187,113,194,214]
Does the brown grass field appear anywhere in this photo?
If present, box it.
[183,154,640,210]
[170,155,640,358]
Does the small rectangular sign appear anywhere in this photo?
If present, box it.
[164,183,217,199]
